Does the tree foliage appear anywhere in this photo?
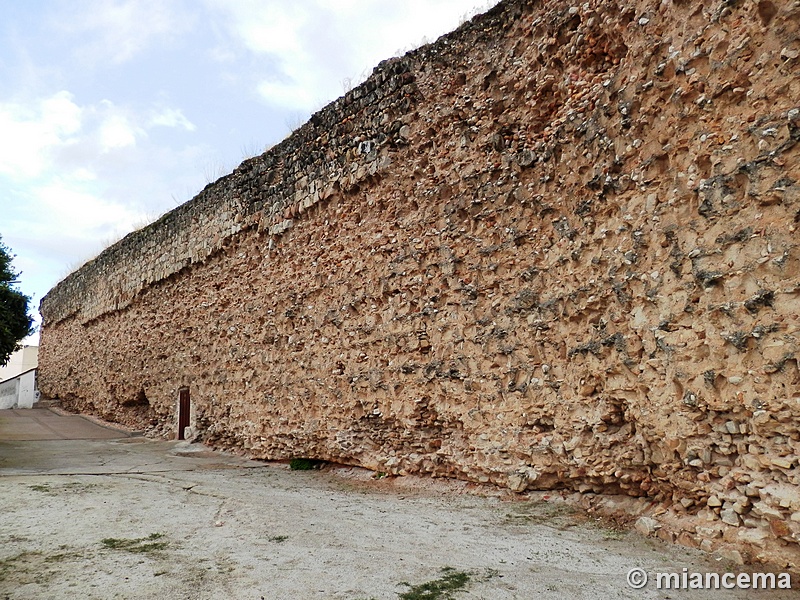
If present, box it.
[0,236,33,366]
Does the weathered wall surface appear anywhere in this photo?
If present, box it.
[40,0,800,567]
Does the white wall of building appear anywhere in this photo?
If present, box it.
[0,346,39,381]
[17,370,38,408]
[0,378,17,409]
[0,369,39,409]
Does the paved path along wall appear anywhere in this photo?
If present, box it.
[40,0,800,568]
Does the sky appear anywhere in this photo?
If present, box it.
[0,0,498,344]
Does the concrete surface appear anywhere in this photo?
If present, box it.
[0,408,135,441]
[0,410,796,599]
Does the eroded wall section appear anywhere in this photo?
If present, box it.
[40,0,800,566]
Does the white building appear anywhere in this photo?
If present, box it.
[0,345,38,381]
[0,346,39,409]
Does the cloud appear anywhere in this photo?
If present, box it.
[4,165,148,270]
[0,88,205,310]
[6,181,145,271]
[52,0,186,66]
[0,91,82,179]
[3,173,147,315]
[149,107,196,132]
[0,92,197,182]
[222,2,307,56]
[205,0,496,112]
[36,181,144,239]
[3,171,147,343]
[255,81,317,112]
[98,112,141,152]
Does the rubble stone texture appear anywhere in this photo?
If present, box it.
[39,0,800,568]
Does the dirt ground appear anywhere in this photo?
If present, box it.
[0,410,797,599]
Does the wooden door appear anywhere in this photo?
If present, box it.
[177,387,190,440]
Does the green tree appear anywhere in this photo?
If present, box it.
[0,236,33,366]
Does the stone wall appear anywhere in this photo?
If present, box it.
[40,0,800,568]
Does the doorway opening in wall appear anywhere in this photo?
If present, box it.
[177,387,190,440]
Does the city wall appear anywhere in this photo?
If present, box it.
[40,0,800,567]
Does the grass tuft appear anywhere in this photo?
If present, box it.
[268,535,289,543]
[101,533,168,554]
[400,567,471,600]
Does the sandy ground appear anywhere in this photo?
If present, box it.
[1,412,797,599]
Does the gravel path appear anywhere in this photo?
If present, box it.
[0,422,796,599]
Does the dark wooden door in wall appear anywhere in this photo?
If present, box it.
[177,388,190,440]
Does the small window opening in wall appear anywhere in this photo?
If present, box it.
[177,387,190,440]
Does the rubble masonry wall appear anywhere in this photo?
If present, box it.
[40,0,800,567]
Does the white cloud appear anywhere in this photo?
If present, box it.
[0,92,195,180]
[225,2,307,56]
[3,173,148,310]
[0,91,82,179]
[53,0,186,65]
[72,168,97,182]
[36,181,143,239]
[205,0,498,111]
[98,113,141,151]
[0,87,203,310]
[256,81,317,113]
[149,107,196,132]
